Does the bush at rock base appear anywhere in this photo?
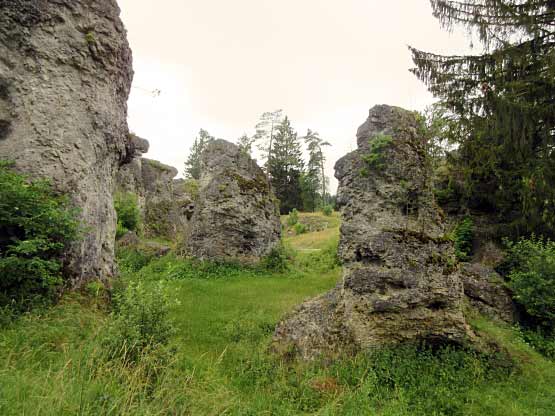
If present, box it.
[505,237,555,330]
[114,192,141,239]
[0,161,79,311]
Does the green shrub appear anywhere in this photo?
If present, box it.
[182,178,199,200]
[116,246,157,273]
[321,205,333,216]
[114,192,140,238]
[287,209,299,226]
[0,161,80,310]
[261,243,291,272]
[518,327,555,359]
[361,133,393,175]
[103,280,176,363]
[453,217,473,261]
[505,237,555,330]
[294,223,308,235]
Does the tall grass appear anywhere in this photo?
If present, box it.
[1,213,555,415]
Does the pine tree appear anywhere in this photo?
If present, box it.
[302,129,331,211]
[268,117,305,214]
[184,129,214,180]
[253,110,284,168]
[410,0,555,236]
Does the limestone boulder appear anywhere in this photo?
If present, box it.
[186,139,281,264]
[0,0,133,285]
[274,105,473,360]
[116,154,194,240]
[461,262,515,323]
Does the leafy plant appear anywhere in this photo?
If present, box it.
[321,205,333,216]
[294,223,308,235]
[0,161,80,310]
[261,243,291,272]
[505,237,555,330]
[453,217,473,261]
[114,192,140,239]
[361,133,393,175]
[287,208,299,226]
[103,281,176,363]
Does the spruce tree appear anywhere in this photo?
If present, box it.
[410,0,555,236]
[184,129,214,180]
[268,117,305,214]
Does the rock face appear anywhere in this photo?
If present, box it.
[116,145,195,240]
[274,105,473,359]
[0,1,133,285]
[186,139,281,263]
[461,262,515,323]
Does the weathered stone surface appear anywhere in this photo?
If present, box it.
[274,105,473,360]
[116,154,194,240]
[0,0,133,285]
[185,139,281,264]
[461,262,515,323]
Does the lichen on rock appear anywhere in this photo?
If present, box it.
[185,139,281,264]
[273,105,474,360]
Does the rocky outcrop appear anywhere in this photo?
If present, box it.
[274,105,473,360]
[0,0,133,285]
[185,139,281,264]
[116,144,195,240]
[461,262,515,323]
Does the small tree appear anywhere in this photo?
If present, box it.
[0,161,80,310]
[253,110,284,168]
[236,133,256,156]
[184,129,214,180]
[303,129,331,209]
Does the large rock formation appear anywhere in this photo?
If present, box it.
[274,105,473,359]
[116,144,195,240]
[0,1,133,285]
[185,139,281,264]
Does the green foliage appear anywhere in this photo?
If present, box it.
[84,31,95,44]
[294,223,308,235]
[0,161,79,310]
[185,129,214,180]
[505,237,555,330]
[287,208,299,226]
[411,1,555,237]
[361,133,393,174]
[268,117,305,214]
[114,192,140,239]
[103,281,176,363]
[322,204,333,216]
[116,246,158,273]
[261,243,291,272]
[453,217,474,261]
[518,327,555,360]
[181,178,199,200]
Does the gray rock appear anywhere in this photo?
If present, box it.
[274,105,473,360]
[461,262,515,323]
[0,0,133,286]
[116,156,193,240]
[185,139,281,264]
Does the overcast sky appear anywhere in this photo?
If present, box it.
[117,0,472,192]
